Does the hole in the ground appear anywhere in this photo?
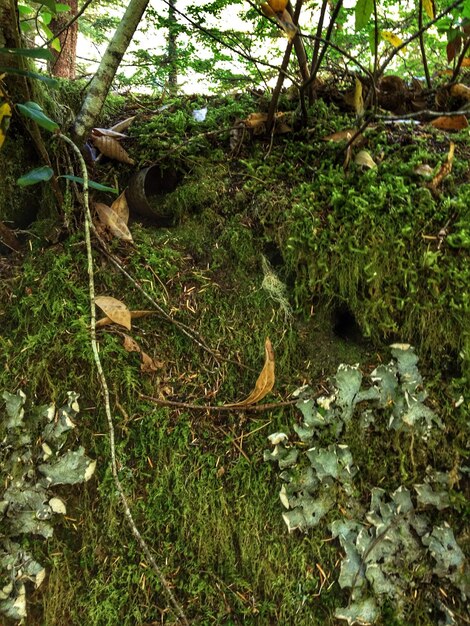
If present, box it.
[333,306,364,342]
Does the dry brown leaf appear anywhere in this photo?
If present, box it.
[449,83,470,101]
[323,129,355,142]
[92,134,135,165]
[97,310,155,328]
[245,112,268,129]
[122,334,163,371]
[110,116,136,133]
[431,115,468,131]
[430,141,455,190]
[414,164,434,177]
[95,296,132,330]
[92,128,128,139]
[355,150,377,169]
[130,310,156,319]
[123,334,141,352]
[110,190,129,224]
[95,202,134,243]
[228,337,275,407]
[461,58,470,68]
[141,351,164,372]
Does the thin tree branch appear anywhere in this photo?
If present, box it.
[452,35,470,82]
[141,393,298,412]
[377,0,464,78]
[57,132,189,626]
[160,0,298,84]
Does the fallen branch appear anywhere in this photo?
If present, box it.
[140,393,298,412]
[59,133,189,626]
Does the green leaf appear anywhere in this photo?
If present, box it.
[55,3,71,11]
[0,66,59,86]
[17,102,59,131]
[60,174,119,193]
[50,37,61,52]
[0,47,53,60]
[39,0,59,13]
[18,4,34,15]
[17,165,54,186]
[355,0,374,31]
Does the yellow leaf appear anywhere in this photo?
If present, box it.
[353,77,364,117]
[355,150,377,169]
[0,102,12,150]
[381,31,405,50]
[422,0,434,20]
[267,0,287,12]
[228,338,275,407]
[260,2,275,17]
[449,83,470,102]
[95,296,132,330]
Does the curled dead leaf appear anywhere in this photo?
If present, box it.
[96,310,155,328]
[92,128,128,139]
[92,134,135,165]
[122,334,164,372]
[122,334,141,352]
[141,351,164,372]
[429,141,454,190]
[95,202,133,243]
[110,190,129,223]
[228,337,275,407]
[95,296,132,330]
[110,115,136,133]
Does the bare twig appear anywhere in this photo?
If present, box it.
[452,36,470,82]
[140,393,298,412]
[377,0,464,78]
[418,0,432,89]
[373,107,470,121]
[58,133,189,626]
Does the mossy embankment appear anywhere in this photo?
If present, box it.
[0,92,468,625]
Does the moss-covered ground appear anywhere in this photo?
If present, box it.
[0,92,468,625]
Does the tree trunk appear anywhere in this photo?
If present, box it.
[167,0,178,90]
[0,0,29,102]
[50,0,78,79]
[0,0,62,226]
[72,0,150,144]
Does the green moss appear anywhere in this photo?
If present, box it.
[1,94,468,626]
